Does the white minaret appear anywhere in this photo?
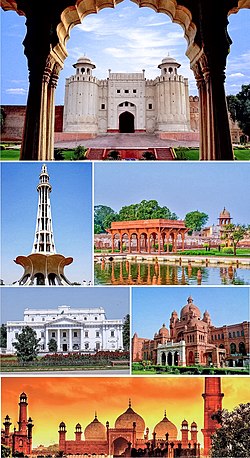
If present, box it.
[32,164,56,254]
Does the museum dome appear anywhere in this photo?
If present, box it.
[153,411,178,441]
[159,56,181,69]
[84,414,106,441]
[158,323,169,337]
[180,296,201,321]
[219,207,231,218]
[115,400,145,438]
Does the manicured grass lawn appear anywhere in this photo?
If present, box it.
[175,148,250,161]
[0,148,20,160]
[176,248,250,257]
[1,147,250,161]
[2,365,128,372]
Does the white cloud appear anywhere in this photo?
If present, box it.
[6,88,27,95]
[228,72,245,78]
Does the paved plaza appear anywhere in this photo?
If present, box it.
[55,133,199,150]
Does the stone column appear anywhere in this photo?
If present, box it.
[119,234,123,253]
[111,235,115,253]
[80,328,84,351]
[45,328,49,350]
[182,232,185,250]
[19,6,65,161]
[57,329,60,351]
[69,328,72,351]
[190,1,234,161]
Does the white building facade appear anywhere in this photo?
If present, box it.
[63,56,191,134]
[7,305,124,353]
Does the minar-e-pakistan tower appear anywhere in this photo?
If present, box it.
[14,164,73,285]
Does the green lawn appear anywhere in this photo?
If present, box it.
[1,147,250,161]
[0,148,20,160]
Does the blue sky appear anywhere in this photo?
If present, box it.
[1,163,92,285]
[1,3,249,105]
[94,162,250,226]
[132,287,250,336]
[1,287,129,322]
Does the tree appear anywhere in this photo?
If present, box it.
[48,338,57,352]
[185,211,209,233]
[107,150,121,160]
[211,403,250,457]
[221,223,249,255]
[73,145,87,160]
[13,326,40,363]
[227,85,250,136]
[123,314,130,351]
[118,200,178,222]
[94,205,117,233]
[0,324,7,348]
[1,444,11,457]
[54,148,65,161]
[103,212,118,230]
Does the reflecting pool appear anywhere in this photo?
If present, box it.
[94,260,250,285]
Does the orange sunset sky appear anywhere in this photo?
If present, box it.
[1,376,249,448]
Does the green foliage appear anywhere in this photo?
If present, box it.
[1,444,12,457]
[103,212,118,229]
[141,151,156,160]
[13,326,40,362]
[211,403,250,457]
[94,205,117,233]
[185,210,209,233]
[221,247,234,254]
[47,338,57,352]
[0,107,6,131]
[227,85,250,136]
[123,314,130,351]
[73,145,87,160]
[54,148,65,161]
[221,223,249,255]
[0,324,7,348]
[118,200,178,221]
[107,150,121,160]
[175,149,188,160]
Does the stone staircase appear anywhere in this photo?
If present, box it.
[86,148,105,160]
[154,148,175,160]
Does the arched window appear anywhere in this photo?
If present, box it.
[167,352,172,366]
[230,343,236,354]
[161,352,166,365]
[239,342,246,355]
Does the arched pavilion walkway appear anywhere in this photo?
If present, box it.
[1,0,250,160]
[107,219,189,254]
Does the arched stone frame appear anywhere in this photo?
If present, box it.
[129,232,138,253]
[239,341,246,355]
[167,351,173,366]
[230,342,237,354]
[121,231,129,253]
[188,350,194,365]
[112,436,130,456]
[118,101,136,132]
[2,0,250,160]
[138,231,148,253]
[148,231,158,254]
[161,351,166,365]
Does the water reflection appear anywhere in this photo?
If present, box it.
[94,260,250,285]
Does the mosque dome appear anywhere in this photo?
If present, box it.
[219,207,231,218]
[153,411,178,441]
[158,323,169,337]
[180,296,201,321]
[84,414,106,441]
[115,400,145,438]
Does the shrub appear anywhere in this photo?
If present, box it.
[222,247,234,254]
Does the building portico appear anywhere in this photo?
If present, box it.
[6,305,124,354]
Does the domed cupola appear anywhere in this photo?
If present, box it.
[158,55,181,76]
[203,310,211,325]
[158,323,169,337]
[180,296,201,322]
[153,410,178,441]
[73,56,96,76]
[84,413,106,441]
[115,399,145,439]
[219,207,231,219]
